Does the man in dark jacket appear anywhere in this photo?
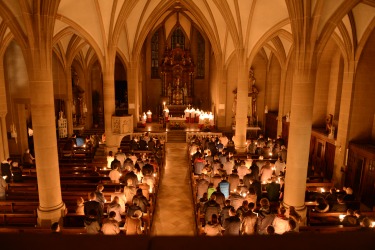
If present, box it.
[84,192,103,222]
[223,207,241,235]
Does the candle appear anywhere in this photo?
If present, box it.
[339,214,345,222]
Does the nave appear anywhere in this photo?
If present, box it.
[151,143,196,236]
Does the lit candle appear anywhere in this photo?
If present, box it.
[339,214,345,222]
[320,188,325,193]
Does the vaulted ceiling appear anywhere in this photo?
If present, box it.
[0,0,374,69]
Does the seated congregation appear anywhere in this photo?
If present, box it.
[188,134,375,236]
[0,132,164,235]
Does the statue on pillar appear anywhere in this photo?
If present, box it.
[72,70,85,126]
[248,69,259,126]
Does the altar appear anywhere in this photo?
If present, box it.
[167,105,186,117]
[160,45,195,109]
[168,117,186,129]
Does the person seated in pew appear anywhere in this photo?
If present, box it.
[211,186,225,209]
[22,148,35,168]
[10,161,23,183]
[228,169,240,193]
[257,198,276,235]
[343,187,355,202]
[50,222,61,233]
[124,179,137,206]
[124,210,143,235]
[240,202,258,235]
[106,151,114,170]
[265,176,281,202]
[288,206,302,232]
[358,217,372,231]
[132,188,150,213]
[110,155,121,170]
[260,161,273,183]
[84,192,103,223]
[342,209,358,227]
[101,211,120,235]
[107,196,122,223]
[218,175,230,199]
[325,187,338,208]
[124,155,135,172]
[115,148,126,170]
[223,207,241,236]
[207,183,216,200]
[203,214,223,236]
[330,195,348,212]
[283,219,298,234]
[123,169,139,187]
[1,158,12,183]
[111,186,126,214]
[354,210,367,225]
[272,206,290,235]
[196,174,209,200]
[134,164,143,183]
[76,197,85,215]
[94,184,106,209]
[109,165,121,183]
[0,174,7,200]
[314,197,330,213]
[84,209,101,234]
[127,199,142,218]
[229,188,244,211]
[245,186,257,205]
[203,194,221,225]
[236,200,250,221]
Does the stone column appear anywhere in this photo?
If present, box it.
[28,64,66,227]
[234,50,248,153]
[127,61,139,127]
[333,60,355,186]
[0,61,9,161]
[277,68,288,136]
[0,115,9,161]
[103,66,117,152]
[283,54,315,219]
[65,67,73,136]
[215,65,228,129]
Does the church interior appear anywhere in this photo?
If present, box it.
[1,0,375,248]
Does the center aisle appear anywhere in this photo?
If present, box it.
[151,142,197,236]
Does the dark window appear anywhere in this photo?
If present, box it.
[151,31,159,78]
[171,27,185,49]
[197,32,205,78]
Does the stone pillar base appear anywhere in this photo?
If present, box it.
[235,145,247,153]
[37,202,66,228]
[282,201,307,226]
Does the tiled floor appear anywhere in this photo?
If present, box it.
[150,142,197,236]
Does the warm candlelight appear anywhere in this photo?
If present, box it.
[339,214,345,222]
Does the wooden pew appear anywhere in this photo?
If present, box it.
[307,210,375,226]
[0,210,37,226]
[0,227,87,234]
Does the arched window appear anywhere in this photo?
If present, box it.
[196,32,205,78]
[171,27,185,49]
[151,31,159,78]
